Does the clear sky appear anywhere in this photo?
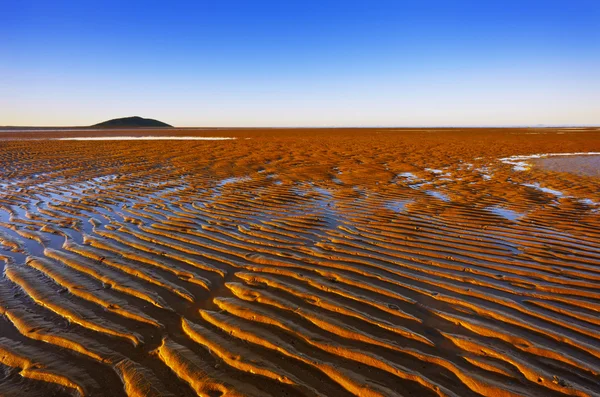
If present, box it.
[2,0,599,127]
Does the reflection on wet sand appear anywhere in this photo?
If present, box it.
[533,155,600,177]
[0,127,599,397]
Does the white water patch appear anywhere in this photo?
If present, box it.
[580,198,599,207]
[513,162,530,171]
[397,172,418,180]
[425,168,444,174]
[262,173,283,185]
[409,181,433,190]
[500,152,600,172]
[89,175,118,184]
[523,182,564,197]
[395,172,423,186]
[313,186,332,198]
[487,206,524,221]
[474,166,493,180]
[426,190,450,202]
[217,176,251,187]
[406,181,425,188]
[56,136,235,141]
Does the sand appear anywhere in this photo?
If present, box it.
[0,127,599,397]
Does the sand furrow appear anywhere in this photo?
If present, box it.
[154,337,267,397]
[26,256,162,327]
[46,246,173,310]
[5,262,143,346]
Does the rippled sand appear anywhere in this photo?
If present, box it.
[1,127,599,397]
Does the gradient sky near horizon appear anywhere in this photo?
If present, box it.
[2,1,599,127]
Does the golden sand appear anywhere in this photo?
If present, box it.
[0,127,599,396]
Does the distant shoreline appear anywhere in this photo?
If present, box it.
[1,126,599,131]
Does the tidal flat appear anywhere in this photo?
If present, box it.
[0,127,599,397]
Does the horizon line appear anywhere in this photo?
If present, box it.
[2,124,600,130]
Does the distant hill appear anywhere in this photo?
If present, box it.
[92,116,173,128]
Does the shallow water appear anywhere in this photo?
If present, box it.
[487,206,525,221]
[425,190,450,202]
[533,155,600,177]
[522,182,564,197]
[385,199,413,213]
[58,136,236,141]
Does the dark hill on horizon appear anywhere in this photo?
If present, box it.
[92,116,173,128]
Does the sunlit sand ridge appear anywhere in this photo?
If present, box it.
[0,127,599,397]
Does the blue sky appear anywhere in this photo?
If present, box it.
[2,0,599,126]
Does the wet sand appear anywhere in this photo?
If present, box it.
[0,127,599,397]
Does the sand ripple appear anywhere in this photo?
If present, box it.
[0,128,599,396]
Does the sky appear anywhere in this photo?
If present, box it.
[2,0,599,127]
